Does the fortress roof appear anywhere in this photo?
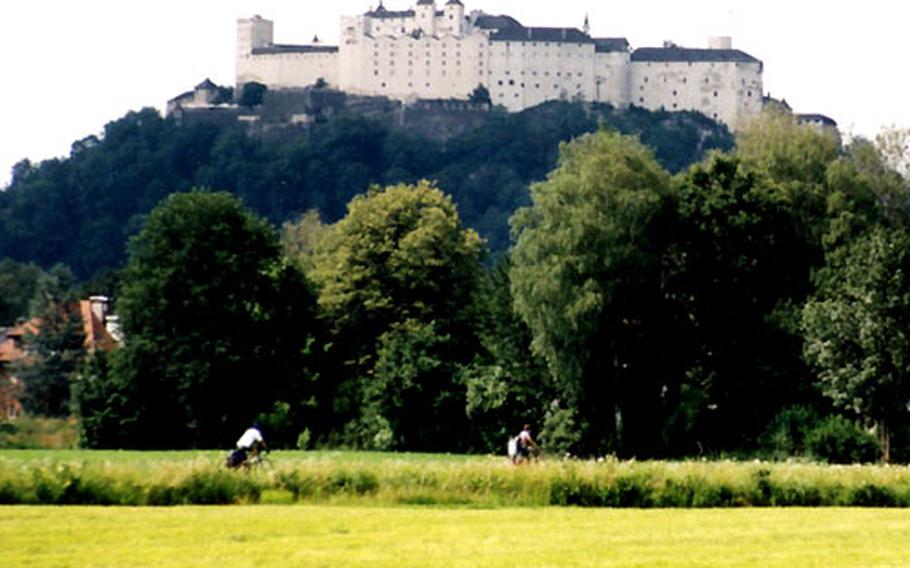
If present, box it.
[366,7,416,18]
[594,38,630,53]
[474,14,524,31]
[195,78,218,91]
[490,26,592,43]
[799,114,838,127]
[631,47,760,64]
[252,44,339,55]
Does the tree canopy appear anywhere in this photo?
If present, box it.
[92,191,314,448]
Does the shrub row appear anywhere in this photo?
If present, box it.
[3,456,910,507]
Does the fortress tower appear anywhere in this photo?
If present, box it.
[235,1,764,130]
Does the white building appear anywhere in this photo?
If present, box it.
[236,1,764,130]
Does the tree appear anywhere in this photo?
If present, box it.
[108,191,314,448]
[510,129,673,455]
[0,259,45,324]
[310,181,485,449]
[239,82,267,108]
[468,84,492,106]
[460,259,552,452]
[735,108,841,246]
[280,209,330,275]
[664,154,812,452]
[14,265,86,417]
[803,227,910,462]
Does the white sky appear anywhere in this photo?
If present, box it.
[1,1,908,187]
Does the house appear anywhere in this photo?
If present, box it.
[0,296,121,420]
[0,320,37,419]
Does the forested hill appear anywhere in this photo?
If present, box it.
[0,101,732,280]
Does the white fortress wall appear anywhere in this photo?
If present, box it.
[630,40,763,129]
[486,32,599,112]
[593,41,631,107]
[235,2,764,129]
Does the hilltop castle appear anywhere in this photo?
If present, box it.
[235,1,764,130]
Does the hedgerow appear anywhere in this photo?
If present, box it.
[3,454,910,507]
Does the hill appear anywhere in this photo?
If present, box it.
[0,100,732,280]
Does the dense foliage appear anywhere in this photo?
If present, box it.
[3,101,909,462]
[0,102,731,280]
[73,192,315,448]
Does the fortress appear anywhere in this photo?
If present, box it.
[235,1,764,130]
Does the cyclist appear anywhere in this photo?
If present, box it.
[512,424,540,464]
[227,423,268,468]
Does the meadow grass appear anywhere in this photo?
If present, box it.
[4,450,910,507]
[2,505,910,567]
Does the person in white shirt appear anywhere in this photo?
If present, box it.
[513,424,540,464]
[227,423,268,468]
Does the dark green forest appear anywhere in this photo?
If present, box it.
[0,102,730,279]
[3,102,910,463]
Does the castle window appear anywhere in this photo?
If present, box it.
[535,83,540,88]
[747,90,752,97]
[498,80,503,86]
[672,103,678,109]
[644,77,649,83]
[673,90,677,96]
[639,97,644,103]
[713,91,718,97]
[509,79,515,85]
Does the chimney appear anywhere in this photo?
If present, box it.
[708,36,732,50]
[89,296,109,323]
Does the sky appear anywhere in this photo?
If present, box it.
[1,1,908,188]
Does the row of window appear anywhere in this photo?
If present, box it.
[373,69,478,77]
[638,85,754,98]
[496,82,585,91]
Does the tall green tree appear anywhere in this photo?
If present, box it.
[15,265,86,417]
[665,154,812,452]
[803,227,910,462]
[109,191,314,448]
[310,181,485,449]
[510,129,674,455]
[735,108,841,248]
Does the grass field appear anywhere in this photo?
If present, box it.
[5,450,910,507]
[3,505,910,567]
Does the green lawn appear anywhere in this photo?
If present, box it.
[2,505,908,567]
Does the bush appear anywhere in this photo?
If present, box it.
[0,417,79,449]
[804,416,878,464]
[760,409,879,464]
[760,406,818,458]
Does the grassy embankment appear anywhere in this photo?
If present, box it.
[3,505,910,567]
[3,450,910,507]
